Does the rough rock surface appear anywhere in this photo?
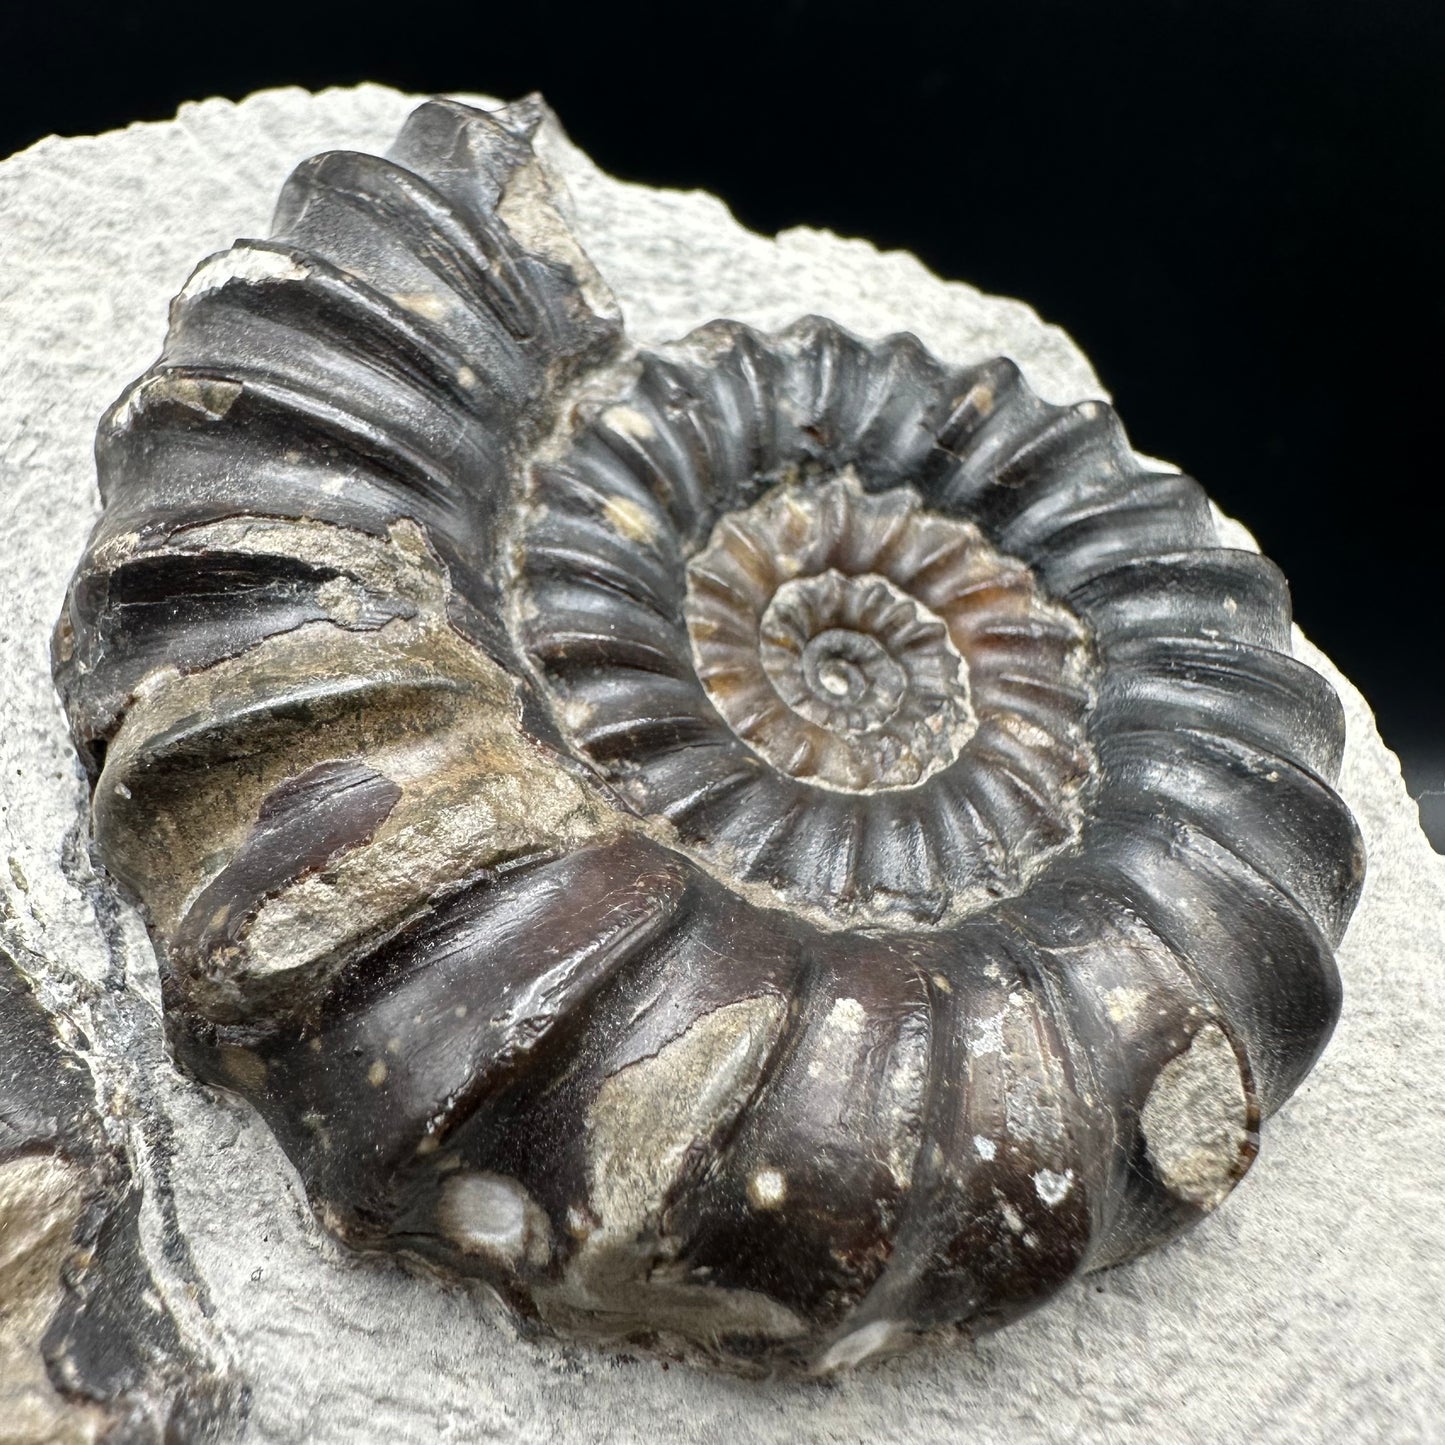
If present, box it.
[0,83,1441,1443]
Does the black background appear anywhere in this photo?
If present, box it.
[6,0,1442,843]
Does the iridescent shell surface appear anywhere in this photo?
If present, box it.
[53,96,1365,1374]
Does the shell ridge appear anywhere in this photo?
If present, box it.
[996,883,1260,1257]
[1094,724,1365,942]
[1077,820,1343,1114]
[1093,633,1349,783]
[221,838,690,1222]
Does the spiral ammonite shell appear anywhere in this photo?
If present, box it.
[54,96,1365,1374]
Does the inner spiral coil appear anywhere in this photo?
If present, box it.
[686,480,979,791]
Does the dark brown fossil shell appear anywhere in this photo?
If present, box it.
[53,95,1365,1374]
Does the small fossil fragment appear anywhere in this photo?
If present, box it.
[52,94,1365,1374]
[0,948,238,1435]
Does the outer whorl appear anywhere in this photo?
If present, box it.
[53,95,1365,1375]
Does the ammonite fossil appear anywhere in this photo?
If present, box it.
[53,95,1365,1374]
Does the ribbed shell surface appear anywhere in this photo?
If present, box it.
[53,96,1364,1374]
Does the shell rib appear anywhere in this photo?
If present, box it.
[53,95,1364,1375]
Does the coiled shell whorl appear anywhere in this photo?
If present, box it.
[54,96,1365,1375]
